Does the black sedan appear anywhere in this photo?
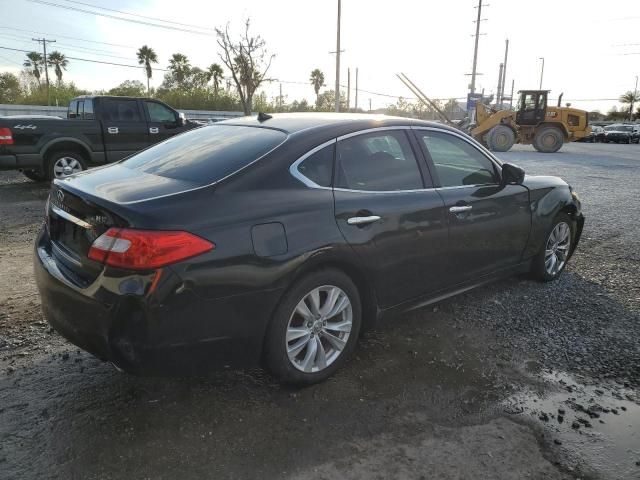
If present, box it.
[34,114,584,384]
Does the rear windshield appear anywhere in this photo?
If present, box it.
[121,125,286,184]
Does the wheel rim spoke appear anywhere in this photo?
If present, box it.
[315,337,327,369]
[287,328,310,342]
[300,335,318,372]
[322,330,346,352]
[288,335,310,357]
[295,300,314,321]
[325,320,352,333]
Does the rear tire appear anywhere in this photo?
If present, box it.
[486,125,515,152]
[264,269,362,385]
[530,212,574,282]
[533,126,564,153]
[21,169,48,182]
[47,151,86,180]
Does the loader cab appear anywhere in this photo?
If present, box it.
[516,90,549,126]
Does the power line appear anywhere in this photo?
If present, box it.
[0,45,168,71]
[57,0,216,32]
[26,0,215,36]
[0,25,132,48]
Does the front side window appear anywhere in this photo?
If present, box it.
[296,144,334,187]
[145,101,177,123]
[68,100,79,119]
[102,99,142,122]
[420,131,498,187]
[335,130,423,191]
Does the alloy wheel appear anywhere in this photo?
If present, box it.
[286,285,353,373]
[545,222,571,276]
[53,156,84,179]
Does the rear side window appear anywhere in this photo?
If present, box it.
[122,125,287,185]
[335,130,423,191]
[83,99,95,120]
[68,100,79,119]
[296,144,334,187]
[102,99,142,122]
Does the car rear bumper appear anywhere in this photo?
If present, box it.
[0,153,43,170]
[34,229,283,375]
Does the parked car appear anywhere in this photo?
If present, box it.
[0,95,198,181]
[578,125,604,142]
[34,114,584,384]
[603,124,640,144]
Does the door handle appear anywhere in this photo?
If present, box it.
[107,127,119,134]
[149,127,159,134]
[449,205,472,213]
[347,215,381,226]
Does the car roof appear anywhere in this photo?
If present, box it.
[216,112,457,135]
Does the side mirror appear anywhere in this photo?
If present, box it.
[178,112,186,126]
[502,163,525,185]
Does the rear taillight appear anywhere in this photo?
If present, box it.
[0,128,13,145]
[88,228,214,270]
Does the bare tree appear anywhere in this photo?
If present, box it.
[216,19,274,115]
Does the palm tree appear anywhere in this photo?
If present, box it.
[136,45,158,94]
[309,69,325,107]
[619,91,640,121]
[47,51,68,84]
[168,53,191,86]
[24,51,43,84]
[208,63,224,96]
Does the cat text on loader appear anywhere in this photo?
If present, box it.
[472,90,591,153]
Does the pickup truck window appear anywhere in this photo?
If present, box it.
[68,100,79,119]
[102,99,142,122]
[83,99,95,120]
[121,125,286,185]
[145,101,176,123]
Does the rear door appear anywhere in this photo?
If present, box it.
[99,98,149,162]
[143,100,188,145]
[332,128,449,308]
[414,128,530,282]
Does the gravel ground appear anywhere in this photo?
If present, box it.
[0,142,639,479]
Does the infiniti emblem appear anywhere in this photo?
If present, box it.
[56,190,64,204]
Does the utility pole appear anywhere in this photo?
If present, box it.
[509,79,515,108]
[347,68,351,111]
[539,57,545,90]
[496,63,503,107]
[334,0,341,112]
[469,0,485,95]
[279,83,283,111]
[32,37,56,106]
[355,67,359,110]
[368,98,371,112]
[500,39,509,104]
[630,75,638,121]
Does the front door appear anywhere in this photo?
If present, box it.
[415,128,531,282]
[143,100,188,146]
[100,98,149,162]
[332,128,449,308]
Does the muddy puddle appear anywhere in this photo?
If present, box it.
[505,370,640,479]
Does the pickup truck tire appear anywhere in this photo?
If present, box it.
[47,151,87,180]
[22,169,48,182]
[533,126,564,153]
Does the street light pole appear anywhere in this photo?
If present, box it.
[630,75,638,121]
[334,0,341,112]
[538,57,545,90]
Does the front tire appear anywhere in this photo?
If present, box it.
[530,213,574,282]
[264,269,362,385]
[486,125,515,152]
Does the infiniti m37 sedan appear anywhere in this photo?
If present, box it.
[35,113,584,384]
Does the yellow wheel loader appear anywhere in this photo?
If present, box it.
[472,90,590,153]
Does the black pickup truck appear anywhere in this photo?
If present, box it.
[0,95,198,181]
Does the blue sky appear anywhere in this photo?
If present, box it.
[0,0,638,112]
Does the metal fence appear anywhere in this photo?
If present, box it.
[0,104,246,120]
